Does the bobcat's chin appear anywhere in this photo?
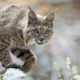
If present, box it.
[37,42,47,45]
[36,40,48,45]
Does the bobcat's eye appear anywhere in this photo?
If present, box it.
[45,30,50,34]
[35,30,39,34]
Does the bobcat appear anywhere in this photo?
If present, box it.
[0,5,54,72]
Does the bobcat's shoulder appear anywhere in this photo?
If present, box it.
[0,5,28,29]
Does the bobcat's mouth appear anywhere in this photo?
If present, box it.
[35,39,48,45]
[37,42,44,44]
[37,41,47,45]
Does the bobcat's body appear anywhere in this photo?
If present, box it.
[0,5,54,72]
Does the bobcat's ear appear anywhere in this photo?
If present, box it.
[28,7,37,25]
[45,11,54,24]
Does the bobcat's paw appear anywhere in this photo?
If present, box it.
[6,63,20,69]
[21,55,37,72]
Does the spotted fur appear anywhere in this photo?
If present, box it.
[0,5,54,72]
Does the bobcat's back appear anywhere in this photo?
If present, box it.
[0,5,28,29]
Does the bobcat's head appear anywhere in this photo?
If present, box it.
[26,7,54,45]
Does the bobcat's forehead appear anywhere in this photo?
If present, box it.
[32,16,51,29]
[37,15,45,22]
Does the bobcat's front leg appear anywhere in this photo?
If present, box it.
[20,49,37,72]
[8,48,37,72]
[6,47,25,69]
[0,50,13,73]
[6,63,20,69]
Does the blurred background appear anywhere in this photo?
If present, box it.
[0,0,80,80]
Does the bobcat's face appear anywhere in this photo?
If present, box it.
[31,25,53,44]
[26,7,54,45]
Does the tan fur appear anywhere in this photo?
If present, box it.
[0,5,54,72]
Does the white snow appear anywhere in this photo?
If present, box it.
[3,68,26,80]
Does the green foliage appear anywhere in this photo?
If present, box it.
[53,57,80,80]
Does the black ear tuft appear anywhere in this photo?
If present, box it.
[28,6,32,11]
[28,6,32,12]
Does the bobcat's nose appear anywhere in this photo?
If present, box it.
[40,38,44,42]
